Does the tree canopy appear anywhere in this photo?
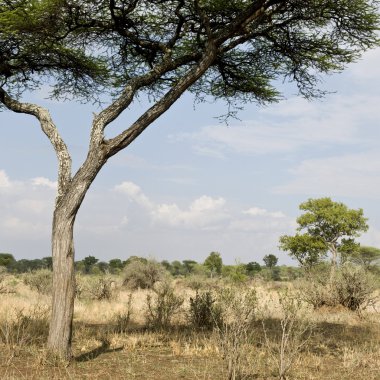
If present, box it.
[279,198,369,269]
[1,0,379,110]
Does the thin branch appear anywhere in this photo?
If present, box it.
[104,42,218,157]
[90,51,201,148]
[0,87,71,200]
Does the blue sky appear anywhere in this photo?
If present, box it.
[0,47,379,265]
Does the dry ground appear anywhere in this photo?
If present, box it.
[0,276,379,379]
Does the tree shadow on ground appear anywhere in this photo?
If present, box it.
[75,339,124,362]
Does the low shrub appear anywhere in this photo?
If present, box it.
[113,293,133,333]
[76,275,118,301]
[214,286,257,380]
[333,264,378,311]
[188,291,218,330]
[123,259,167,290]
[23,269,52,295]
[145,281,184,329]
[299,264,378,311]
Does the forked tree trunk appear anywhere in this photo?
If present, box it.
[47,205,77,359]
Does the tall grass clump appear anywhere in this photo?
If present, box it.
[0,305,50,348]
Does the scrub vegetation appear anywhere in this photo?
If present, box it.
[1,244,379,379]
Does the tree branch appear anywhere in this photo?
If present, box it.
[89,51,201,149]
[103,42,218,157]
[0,87,71,201]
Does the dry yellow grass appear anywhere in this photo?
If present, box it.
[0,274,379,379]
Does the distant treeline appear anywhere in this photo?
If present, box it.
[0,252,301,281]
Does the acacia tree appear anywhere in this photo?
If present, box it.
[1,0,379,359]
[279,198,369,271]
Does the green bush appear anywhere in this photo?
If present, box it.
[145,281,184,329]
[188,291,219,330]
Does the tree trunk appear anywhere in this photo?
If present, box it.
[47,206,76,359]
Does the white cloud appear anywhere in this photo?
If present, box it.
[114,181,153,209]
[115,181,228,230]
[274,151,380,199]
[243,207,285,218]
[152,195,228,229]
[114,180,293,235]
[0,170,11,189]
[349,47,380,82]
[31,177,57,190]
[174,93,379,157]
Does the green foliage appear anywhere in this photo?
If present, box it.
[222,263,248,283]
[263,254,278,269]
[145,281,184,330]
[0,253,15,267]
[2,0,378,110]
[280,198,368,269]
[108,259,124,274]
[279,234,327,269]
[7,258,51,273]
[204,252,223,277]
[245,262,261,277]
[82,256,99,274]
[188,291,219,330]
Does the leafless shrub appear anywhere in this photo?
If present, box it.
[113,292,133,333]
[213,287,257,380]
[262,291,314,380]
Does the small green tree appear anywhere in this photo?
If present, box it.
[182,260,198,275]
[82,255,99,274]
[204,252,223,278]
[279,198,368,274]
[263,254,278,269]
[245,262,262,277]
[0,253,15,268]
[108,258,124,273]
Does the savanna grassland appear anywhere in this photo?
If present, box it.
[0,270,379,380]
